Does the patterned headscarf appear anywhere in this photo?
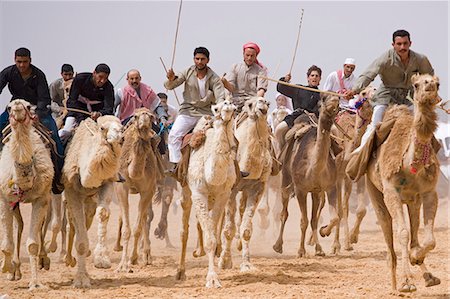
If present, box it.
[243,42,263,67]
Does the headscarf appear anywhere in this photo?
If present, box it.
[243,42,263,68]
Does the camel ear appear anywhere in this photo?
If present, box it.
[211,104,219,115]
[411,73,420,85]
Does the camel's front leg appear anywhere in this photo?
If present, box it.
[193,222,206,257]
[66,189,91,288]
[239,185,264,272]
[176,187,192,281]
[383,187,416,293]
[257,184,270,231]
[130,190,154,266]
[349,177,367,244]
[154,188,172,241]
[28,197,49,290]
[219,189,237,270]
[8,207,23,281]
[192,189,221,288]
[310,192,325,256]
[320,187,341,255]
[60,197,68,261]
[341,178,354,251]
[295,190,308,258]
[64,209,77,267]
[273,186,290,254]
[94,183,113,269]
[0,198,14,276]
[410,191,440,287]
[115,183,131,272]
[47,193,62,253]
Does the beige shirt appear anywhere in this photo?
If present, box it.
[164,65,225,117]
[225,62,268,98]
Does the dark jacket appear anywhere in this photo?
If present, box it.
[0,64,51,117]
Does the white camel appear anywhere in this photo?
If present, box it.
[62,115,123,288]
[0,99,54,290]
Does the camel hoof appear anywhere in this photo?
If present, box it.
[349,230,359,244]
[65,255,77,267]
[46,240,57,253]
[344,243,354,251]
[73,273,91,288]
[130,253,138,265]
[192,248,206,258]
[113,244,123,252]
[297,248,306,258]
[423,272,441,287]
[59,250,67,263]
[6,262,21,281]
[94,255,111,269]
[175,269,186,281]
[39,256,51,270]
[115,262,133,273]
[1,253,13,274]
[315,244,325,257]
[409,247,425,265]
[331,243,341,255]
[307,233,315,246]
[240,262,255,272]
[206,272,222,288]
[319,226,330,237]
[218,253,233,270]
[154,223,167,240]
[399,281,417,293]
[273,242,283,254]
[142,250,152,265]
[29,281,47,291]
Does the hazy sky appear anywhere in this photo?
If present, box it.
[0,0,448,120]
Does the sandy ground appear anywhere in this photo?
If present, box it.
[0,187,449,299]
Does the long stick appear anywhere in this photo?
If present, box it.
[289,9,305,75]
[160,57,181,106]
[171,0,183,69]
[260,75,343,97]
[114,72,126,88]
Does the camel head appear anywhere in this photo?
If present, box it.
[272,106,290,124]
[355,86,376,120]
[212,99,237,122]
[7,99,34,128]
[320,95,340,118]
[96,115,124,146]
[244,96,270,119]
[411,73,441,106]
[133,107,156,139]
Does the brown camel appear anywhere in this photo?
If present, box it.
[363,74,442,292]
[115,108,159,272]
[332,86,375,250]
[273,95,340,257]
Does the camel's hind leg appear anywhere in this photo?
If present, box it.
[47,193,62,253]
[310,192,325,256]
[409,191,440,287]
[257,184,270,231]
[94,183,113,269]
[219,189,237,270]
[28,196,49,290]
[350,177,367,244]
[320,187,341,255]
[295,190,308,258]
[59,197,68,262]
[7,207,23,281]
[236,192,247,251]
[176,187,192,280]
[341,178,354,251]
[273,186,290,254]
[115,183,132,272]
[114,216,123,252]
[193,221,206,257]
[0,198,14,275]
[365,178,399,293]
[64,208,77,268]
[239,184,265,272]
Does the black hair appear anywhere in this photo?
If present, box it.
[61,64,74,73]
[15,47,31,57]
[194,47,210,59]
[307,65,322,77]
[392,29,410,42]
[157,92,168,99]
[95,63,111,74]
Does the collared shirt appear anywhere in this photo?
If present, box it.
[352,48,434,94]
[225,61,268,98]
[0,64,51,116]
[323,70,356,107]
[67,72,114,122]
[164,66,225,117]
[277,77,321,116]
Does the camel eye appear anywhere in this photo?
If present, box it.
[414,83,419,89]
[436,82,440,89]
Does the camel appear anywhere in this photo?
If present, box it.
[0,99,54,290]
[114,108,159,272]
[363,74,441,292]
[176,99,237,288]
[332,86,375,250]
[273,95,341,257]
[258,106,291,232]
[62,115,123,288]
[219,96,272,272]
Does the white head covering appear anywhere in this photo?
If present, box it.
[344,58,356,65]
[275,92,293,111]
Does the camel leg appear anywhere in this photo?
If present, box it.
[64,207,77,267]
[272,187,282,239]
[273,186,290,254]
[341,178,354,251]
[295,190,308,258]
[350,177,367,244]
[59,197,68,261]
[310,192,325,256]
[410,191,440,287]
[219,189,237,270]
[7,207,23,281]
[94,183,113,269]
[239,185,265,272]
[66,188,91,288]
[38,214,51,271]
[320,187,341,255]
[47,194,62,253]
[131,191,154,266]
[154,188,171,240]
[236,192,247,251]
[28,197,49,290]
[365,179,398,292]
[193,221,206,257]
[114,216,123,252]
[176,188,192,280]
[257,184,270,231]
[115,183,132,272]
[191,189,222,288]
[0,199,14,275]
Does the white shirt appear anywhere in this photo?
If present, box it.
[323,70,356,107]
[197,77,207,98]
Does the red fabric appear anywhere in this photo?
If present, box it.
[243,42,263,67]
[119,83,158,122]
[336,69,347,94]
